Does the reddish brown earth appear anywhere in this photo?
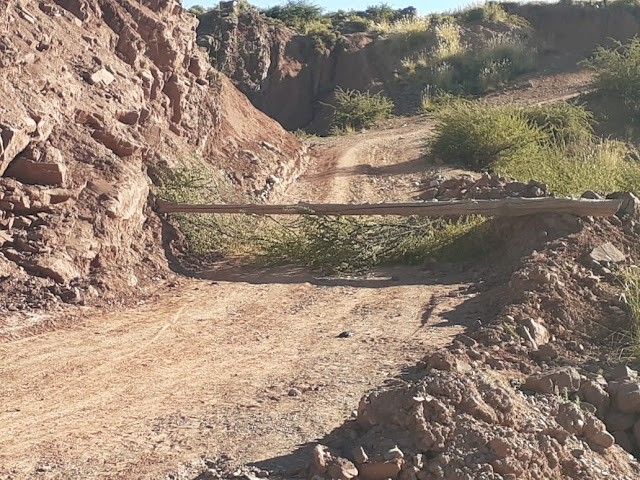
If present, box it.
[0,0,307,333]
[2,2,640,480]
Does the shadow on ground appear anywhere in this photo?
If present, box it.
[194,262,484,289]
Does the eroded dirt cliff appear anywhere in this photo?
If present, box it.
[0,0,307,321]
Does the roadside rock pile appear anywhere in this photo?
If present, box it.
[524,365,640,458]
[416,173,550,201]
[310,361,638,480]
[0,0,307,318]
[305,214,640,479]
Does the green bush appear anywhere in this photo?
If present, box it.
[331,87,394,132]
[459,2,529,27]
[258,215,492,274]
[419,86,467,113]
[340,15,370,33]
[305,20,339,50]
[581,37,640,113]
[399,34,536,95]
[154,162,262,254]
[617,266,640,361]
[494,140,640,196]
[431,102,545,170]
[431,102,597,169]
[188,4,210,16]
[364,3,409,23]
[262,0,324,31]
[521,102,595,145]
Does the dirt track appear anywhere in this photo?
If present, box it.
[0,117,484,479]
[0,69,595,479]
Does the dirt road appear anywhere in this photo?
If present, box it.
[0,117,484,479]
[0,67,596,478]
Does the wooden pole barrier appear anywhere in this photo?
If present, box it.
[156,197,622,217]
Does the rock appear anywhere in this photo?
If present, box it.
[384,446,404,461]
[326,458,358,480]
[92,130,142,157]
[556,402,586,435]
[118,110,140,125]
[352,446,368,465]
[531,343,559,361]
[633,420,640,448]
[454,334,477,348]
[581,191,602,200]
[524,367,581,394]
[358,459,402,480]
[0,121,36,175]
[583,416,615,448]
[609,215,623,227]
[12,216,32,229]
[580,402,597,415]
[188,54,207,77]
[608,191,640,217]
[589,242,625,264]
[288,387,301,396]
[605,410,636,431]
[488,437,512,457]
[425,351,460,372]
[579,379,610,417]
[521,318,550,346]
[609,364,638,381]
[313,445,329,474]
[90,68,115,86]
[5,157,67,185]
[609,378,640,413]
[29,254,81,284]
[0,231,12,247]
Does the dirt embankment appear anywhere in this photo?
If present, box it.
[196,4,340,131]
[510,2,640,57]
[0,0,307,328]
[197,2,640,132]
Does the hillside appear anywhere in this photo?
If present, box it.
[195,1,640,132]
[0,0,307,322]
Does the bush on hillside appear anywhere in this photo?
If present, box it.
[521,102,595,145]
[374,15,433,50]
[364,3,416,23]
[581,37,640,113]
[262,0,324,31]
[459,2,529,27]
[400,34,536,95]
[328,12,370,33]
[494,140,640,196]
[331,87,394,132]
[188,4,210,16]
[431,102,545,170]
[305,21,340,50]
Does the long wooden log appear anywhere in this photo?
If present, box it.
[156,197,622,217]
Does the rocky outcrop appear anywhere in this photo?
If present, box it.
[195,4,386,131]
[0,0,307,313]
[196,4,338,130]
